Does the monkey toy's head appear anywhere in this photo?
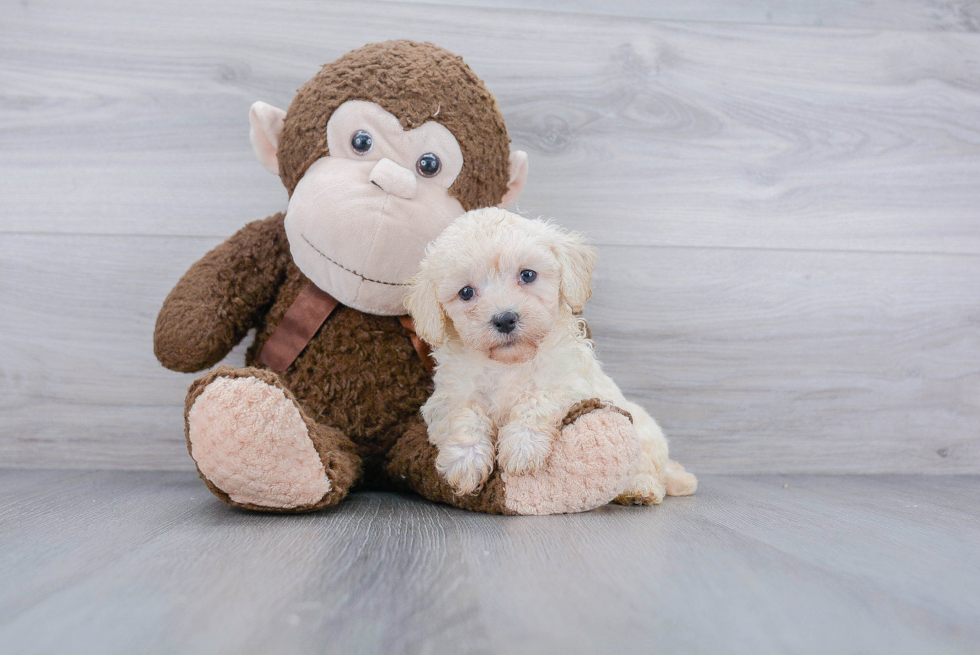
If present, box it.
[248,40,528,316]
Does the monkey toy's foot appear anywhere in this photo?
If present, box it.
[500,399,640,515]
[184,366,360,512]
[389,399,640,515]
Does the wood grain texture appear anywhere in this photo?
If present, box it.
[588,246,980,473]
[421,0,980,32]
[0,234,241,469]
[1,0,979,254]
[1,1,978,473]
[1,470,978,654]
[1,235,976,473]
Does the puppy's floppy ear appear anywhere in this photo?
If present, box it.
[404,268,448,347]
[553,230,597,313]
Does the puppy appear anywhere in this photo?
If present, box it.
[405,207,697,504]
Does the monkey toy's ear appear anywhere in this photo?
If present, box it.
[499,150,529,208]
[249,101,288,175]
[404,268,448,348]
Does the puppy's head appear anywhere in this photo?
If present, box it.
[405,207,596,364]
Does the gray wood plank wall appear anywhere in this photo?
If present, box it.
[1,0,978,473]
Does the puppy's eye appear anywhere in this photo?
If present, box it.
[519,270,537,284]
[417,153,441,177]
[351,130,373,154]
[458,286,475,301]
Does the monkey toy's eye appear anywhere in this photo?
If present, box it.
[519,270,537,284]
[458,286,475,301]
[417,153,441,177]
[351,130,373,154]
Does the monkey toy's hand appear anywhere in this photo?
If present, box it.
[154,215,288,373]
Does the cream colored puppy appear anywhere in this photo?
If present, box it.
[405,207,697,504]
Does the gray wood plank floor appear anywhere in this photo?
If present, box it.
[1,470,977,654]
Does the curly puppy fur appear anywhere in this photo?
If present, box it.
[405,208,697,503]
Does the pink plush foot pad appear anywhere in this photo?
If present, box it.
[187,375,331,509]
[502,405,640,515]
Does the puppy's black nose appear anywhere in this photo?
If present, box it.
[491,311,519,334]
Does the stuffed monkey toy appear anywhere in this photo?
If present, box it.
[155,41,641,515]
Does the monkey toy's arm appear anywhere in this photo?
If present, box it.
[154,213,290,373]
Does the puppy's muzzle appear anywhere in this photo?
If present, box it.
[491,311,519,335]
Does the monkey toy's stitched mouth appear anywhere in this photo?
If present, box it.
[300,233,405,287]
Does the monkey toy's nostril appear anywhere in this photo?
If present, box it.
[491,311,519,334]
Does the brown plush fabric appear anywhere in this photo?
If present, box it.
[246,225,434,485]
[387,417,512,515]
[158,215,434,488]
[160,216,640,514]
[156,42,635,515]
[277,40,512,210]
[155,41,516,511]
[563,398,633,426]
[184,365,362,513]
[155,213,291,372]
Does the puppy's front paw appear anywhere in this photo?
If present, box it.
[497,423,555,476]
[435,439,495,495]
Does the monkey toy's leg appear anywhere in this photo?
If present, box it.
[184,366,361,512]
[388,400,640,515]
